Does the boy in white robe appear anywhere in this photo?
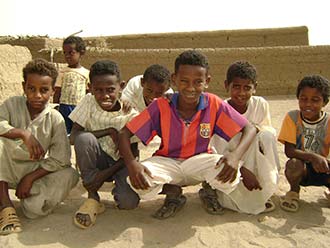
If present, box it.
[0,59,79,235]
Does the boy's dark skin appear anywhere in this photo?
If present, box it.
[0,72,56,233]
[70,73,138,227]
[119,62,256,217]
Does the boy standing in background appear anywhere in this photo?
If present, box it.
[53,36,89,134]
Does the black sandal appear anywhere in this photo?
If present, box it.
[199,182,224,215]
[153,195,187,219]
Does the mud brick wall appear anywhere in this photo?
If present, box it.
[0,45,32,103]
[84,26,308,49]
[47,45,330,97]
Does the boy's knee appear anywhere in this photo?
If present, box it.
[58,167,80,188]
[114,191,140,210]
[285,159,304,177]
[258,130,275,143]
[74,132,98,152]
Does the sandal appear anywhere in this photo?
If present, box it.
[199,182,224,215]
[280,191,300,212]
[153,195,187,219]
[262,198,276,213]
[74,198,106,229]
[0,207,22,235]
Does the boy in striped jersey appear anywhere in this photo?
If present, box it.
[119,50,256,219]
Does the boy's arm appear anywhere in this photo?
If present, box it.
[15,167,51,199]
[53,87,61,103]
[285,142,329,173]
[1,128,45,160]
[70,122,118,145]
[217,123,257,183]
[119,126,152,189]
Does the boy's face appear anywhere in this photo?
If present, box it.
[89,74,121,112]
[141,78,170,106]
[225,77,256,111]
[23,73,54,114]
[172,65,210,106]
[63,43,81,68]
[298,86,326,121]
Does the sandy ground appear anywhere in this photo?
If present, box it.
[1,95,330,248]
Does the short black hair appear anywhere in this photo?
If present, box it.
[296,75,330,104]
[89,60,121,83]
[143,64,170,84]
[174,50,209,74]
[226,61,257,84]
[23,58,58,86]
[63,36,86,54]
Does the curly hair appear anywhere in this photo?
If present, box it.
[23,58,58,86]
[143,64,170,84]
[89,60,121,83]
[226,61,257,84]
[296,75,330,104]
[63,36,86,54]
[174,50,209,74]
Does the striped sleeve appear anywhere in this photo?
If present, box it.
[214,100,248,141]
[126,100,160,145]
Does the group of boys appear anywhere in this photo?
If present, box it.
[0,36,329,235]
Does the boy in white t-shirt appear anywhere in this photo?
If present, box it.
[69,60,139,229]
[121,64,173,112]
[203,61,280,215]
[53,36,89,134]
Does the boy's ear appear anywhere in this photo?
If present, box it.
[22,81,26,92]
[87,83,92,93]
[204,75,211,89]
[224,80,230,92]
[171,73,177,88]
[120,80,126,90]
[140,77,145,87]
[252,82,257,94]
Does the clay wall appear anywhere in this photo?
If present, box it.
[0,45,32,103]
[45,45,330,97]
[84,26,308,49]
[0,36,62,59]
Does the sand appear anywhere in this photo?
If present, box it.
[1,95,329,248]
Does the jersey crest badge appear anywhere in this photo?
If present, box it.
[200,123,211,138]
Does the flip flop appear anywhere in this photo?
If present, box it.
[153,195,187,220]
[74,198,106,229]
[0,207,22,235]
[262,198,276,213]
[280,191,300,212]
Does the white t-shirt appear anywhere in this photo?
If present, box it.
[121,75,173,113]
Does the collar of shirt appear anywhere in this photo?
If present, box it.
[170,92,208,111]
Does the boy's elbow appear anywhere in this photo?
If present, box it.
[119,126,133,140]
[244,123,257,136]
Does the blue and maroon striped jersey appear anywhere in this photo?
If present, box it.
[126,92,248,159]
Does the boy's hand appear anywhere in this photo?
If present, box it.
[215,153,239,183]
[127,160,153,190]
[122,100,133,113]
[240,167,262,191]
[22,131,45,160]
[310,154,330,173]
[16,174,33,199]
